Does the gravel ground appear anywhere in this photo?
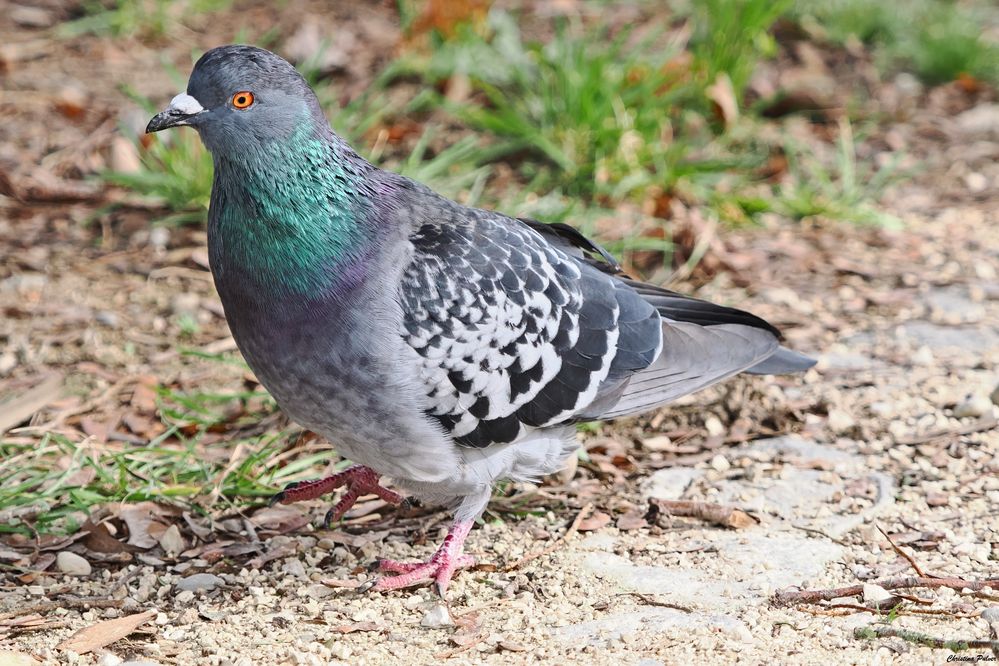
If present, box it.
[2,3,999,665]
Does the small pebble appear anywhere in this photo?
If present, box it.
[96,654,122,666]
[925,492,949,507]
[0,352,17,376]
[420,605,452,628]
[827,408,856,433]
[56,551,91,576]
[862,583,892,602]
[953,393,992,419]
[709,454,730,472]
[911,346,934,366]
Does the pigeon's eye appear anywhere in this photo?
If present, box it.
[231,91,255,109]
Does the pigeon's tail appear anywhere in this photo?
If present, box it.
[589,321,782,421]
[743,346,816,375]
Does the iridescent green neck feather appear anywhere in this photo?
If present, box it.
[208,126,374,297]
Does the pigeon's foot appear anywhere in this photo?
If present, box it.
[269,465,403,527]
[367,520,474,596]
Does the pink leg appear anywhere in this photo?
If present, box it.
[367,520,474,596]
[269,465,403,527]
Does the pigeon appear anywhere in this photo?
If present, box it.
[147,44,815,595]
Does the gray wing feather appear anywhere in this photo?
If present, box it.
[592,322,780,420]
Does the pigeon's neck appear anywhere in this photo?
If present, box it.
[208,127,377,299]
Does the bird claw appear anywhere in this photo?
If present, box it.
[267,480,304,507]
[266,465,403,526]
[363,521,475,596]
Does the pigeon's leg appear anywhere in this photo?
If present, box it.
[269,464,403,527]
[367,520,475,596]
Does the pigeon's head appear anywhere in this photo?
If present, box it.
[146,45,323,151]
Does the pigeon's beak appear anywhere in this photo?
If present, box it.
[146,93,205,133]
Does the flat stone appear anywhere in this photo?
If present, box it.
[642,468,702,500]
[925,286,985,325]
[896,321,999,355]
[175,573,224,593]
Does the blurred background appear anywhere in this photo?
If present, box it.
[1,1,998,661]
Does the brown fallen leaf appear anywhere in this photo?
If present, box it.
[616,510,648,531]
[119,503,168,549]
[82,520,130,554]
[57,609,156,655]
[707,72,738,129]
[249,505,310,534]
[0,373,64,434]
[576,511,611,532]
[330,622,381,634]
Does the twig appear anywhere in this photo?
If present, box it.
[877,523,926,577]
[774,576,999,607]
[619,592,693,613]
[813,602,979,619]
[791,523,848,546]
[650,499,758,529]
[503,502,593,571]
[854,625,999,651]
[0,597,124,621]
[893,414,997,446]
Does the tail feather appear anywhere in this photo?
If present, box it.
[591,322,779,420]
[743,347,816,375]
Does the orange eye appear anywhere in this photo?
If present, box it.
[231,91,254,109]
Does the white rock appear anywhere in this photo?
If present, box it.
[352,607,381,623]
[862,583,892,602]
[420,605,452,628]
[56,551,91,576]
[827,409,856,433]
[643,468,703,501]
[953,394,992,419]
[968,172,989,192]
[704,416,725,437]
[709,454,730,472]
[911,346,935,366]
[97,654,123,666]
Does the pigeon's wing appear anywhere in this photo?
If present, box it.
[399,214,662,448]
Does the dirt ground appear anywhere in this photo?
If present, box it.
[2,2,998,665]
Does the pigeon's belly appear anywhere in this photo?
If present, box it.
[226,304,459,484]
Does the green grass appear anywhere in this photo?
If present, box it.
[771,118,903,227]
[795,0,999,85]
[60,0,231,38]
[0,364,337,536]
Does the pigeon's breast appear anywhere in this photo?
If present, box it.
[216,276,459,484]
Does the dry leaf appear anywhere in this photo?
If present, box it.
[707,73,738,128]
[616,510,648,531]
[157,524,185,556]
[82,520,128,554]
[330,622,381,634]
[129,377,158,413]
[249,505,309,534]
[57,610,156,654]
[120,503,168,549]
[0,373,64,434]
[576,511,611,532]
